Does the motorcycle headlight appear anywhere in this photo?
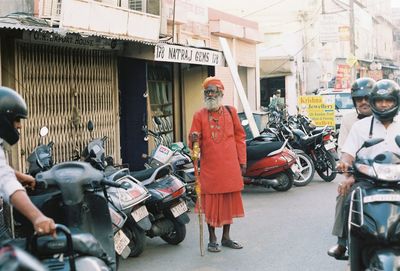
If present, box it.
[372,163,400,181]
[355,162,400,181]
[355,163,376,178]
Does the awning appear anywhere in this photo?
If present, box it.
[260,57,293,78]
[0,20,225,66]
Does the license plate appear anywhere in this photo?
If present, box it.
[131,205,149,222]
[364,194,400,203]
[324,142,336,150]
[291,163,300,174]
[170,201,188,218]
[114,230,130,255]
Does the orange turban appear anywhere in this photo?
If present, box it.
[202,76,224,91]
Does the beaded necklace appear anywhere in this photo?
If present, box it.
[208,107,225,143]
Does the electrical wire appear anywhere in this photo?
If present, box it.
[242,0,288,18]
[262,35,318,77]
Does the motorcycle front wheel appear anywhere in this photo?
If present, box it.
[315,150,337,182]
[161,219,186,245]
[293,150,315,187]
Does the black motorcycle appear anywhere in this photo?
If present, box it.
[348,136,400,270]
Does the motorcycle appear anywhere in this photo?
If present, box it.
[82,120,152,258]
[289,125,337,182]
[261,123,315,187]
[26,126,53,177]
[142,122,196,204]
[14,161,122,270]
[347,136,400,270]
[129,163,190,245]
[241,119,297,191]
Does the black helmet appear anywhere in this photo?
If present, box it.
[369,79,400,122]
[351,77,375,107]
[0,87,28,145]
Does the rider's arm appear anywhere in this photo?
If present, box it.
[0,146,25,203]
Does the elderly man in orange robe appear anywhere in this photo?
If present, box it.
[189,76,247,253]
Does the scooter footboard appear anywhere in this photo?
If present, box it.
[368,249,400,271]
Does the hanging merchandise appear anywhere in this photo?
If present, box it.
[147,64,174,149]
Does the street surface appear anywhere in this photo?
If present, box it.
[120,176,348,271]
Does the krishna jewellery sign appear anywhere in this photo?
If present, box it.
[154,43,225,66]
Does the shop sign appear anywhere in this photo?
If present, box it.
[298,95,335,127]
[335,64,351,90]
[154,43,225,66]
[22,32,120,50]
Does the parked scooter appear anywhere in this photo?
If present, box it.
[347,136,400,270]
[14,160,121,270]
[242,120,297,191]
[142,121,196,204]
[26,126,53,177]
[81,120,151,258]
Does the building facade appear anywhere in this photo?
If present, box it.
[0,0,261,171]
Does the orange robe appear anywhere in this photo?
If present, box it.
[189,106,246,227]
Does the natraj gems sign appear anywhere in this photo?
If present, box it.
[298,96,335,127]
[154,43,225,66]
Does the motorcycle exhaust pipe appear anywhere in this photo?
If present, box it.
[150,218,174,236]
[257,179,279,187]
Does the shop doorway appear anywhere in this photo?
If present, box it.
[260,76,285,108]
[118,57,148,170]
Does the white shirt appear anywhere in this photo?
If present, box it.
[337,111,359,155]
[342,115,400,159]
[0,138,24,203]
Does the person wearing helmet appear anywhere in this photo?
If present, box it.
[330,79,400,260]
[328,77,375,259]
[0,86,56,240]
[337,77,375,155]
[189,77,246,253]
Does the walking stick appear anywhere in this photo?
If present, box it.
[191,134,204,256]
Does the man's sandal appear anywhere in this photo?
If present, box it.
[221,239,243,249]
[207,242,221,252]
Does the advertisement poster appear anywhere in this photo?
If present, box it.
[298,96,335,127]
[335,64,351,90]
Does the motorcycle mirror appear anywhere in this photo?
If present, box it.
[396,135,400,148]
[241,119,249,126]
[363,138,384,148]
[39,127,49,137]
[87,120,94,132]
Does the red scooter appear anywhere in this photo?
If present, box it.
[243,138,298,191]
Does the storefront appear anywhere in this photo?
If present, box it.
[0,28,121,171]
[118,42,224,170]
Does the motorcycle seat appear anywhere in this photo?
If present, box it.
[246,141,284,161]
[130,168,157,181]
[3,233,114,266]
[298,132,323,146]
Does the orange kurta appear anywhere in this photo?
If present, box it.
[189,106,246,227]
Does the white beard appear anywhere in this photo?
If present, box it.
[204,96,222,111]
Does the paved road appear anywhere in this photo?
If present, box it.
[120,176,348,271]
